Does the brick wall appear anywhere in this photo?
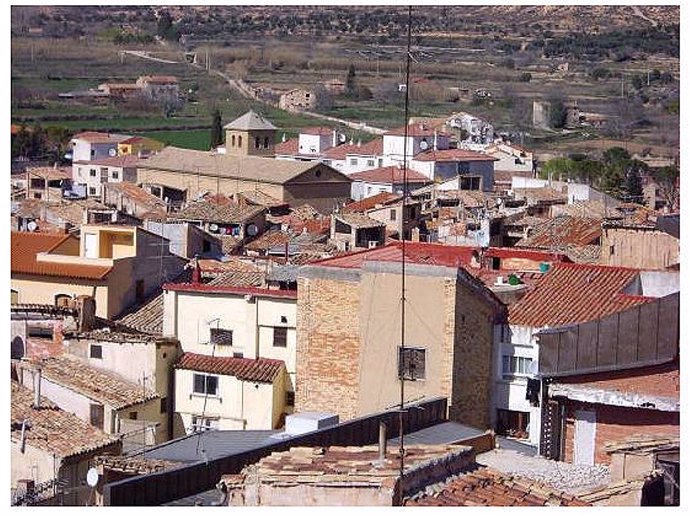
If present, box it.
[448,279,496,429]
[295,276,361,419]
[562,402,679,465]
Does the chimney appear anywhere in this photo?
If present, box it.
[32,367,42,409]
[378,421,387,461]
[76,295,97,333]
[191,255,201,284]
[332,130,337,148]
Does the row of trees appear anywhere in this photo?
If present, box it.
[11,125,72,163]
[539,147,678,207]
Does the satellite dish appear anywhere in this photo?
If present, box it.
[86,468,99,487]
[247,224,258,237]
[209,223,219,232]
[338,133,347,144]
[27,220,38,232]
[419,140,429,151]
[108,148,117,157]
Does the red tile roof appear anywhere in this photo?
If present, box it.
[27,166,72,180]
[406,466,589,506]
[299,126,334,136]
[175,352,284,383]
[349,166,431,184]
[313,241,479,269]
[485,247,571,263]
[413,149,497,162]
[11,382,120,459]
[71,131,131,144]
[74,155,140,168]
[557,360,679,400]
[341,192,400,213]
[164,282,297,299]
[323,138,383,159]
[509,262,649,327]
[274,137,299,155]
[386,124,450,137]
[11,232,112,280]
[515,217,602,248]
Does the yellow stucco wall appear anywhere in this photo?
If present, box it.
[10,275,109,317]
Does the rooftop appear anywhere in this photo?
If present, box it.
[512,187,567,204]
[11,382,120,459]
[164,282,297,299]
[175,353,285,383]
[274,137,299,155]
[515,216,602,249]
[172,200,265,224]
[405,465,589,506]
[139,146,338,185]
[104,181,167,208]
[349,165,431,184]
[236,189,287,208]
[25,354,159,410]
[386,124,450,137]
[223,110,277,131]
[509,262,650,327]
[334,212,386,229]
[413,149,498,162]
[322,138,383,159]
[341,192,400,213]
[74,155,141,168]
[11,232,112,281]
[71,131,132,144]
[26,166,72,181]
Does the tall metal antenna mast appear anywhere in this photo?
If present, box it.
[398,5,413,493]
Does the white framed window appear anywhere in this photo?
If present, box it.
[502,355,533,379]
[350,158,358,166]
[366,159,375,167]
[193,373,219,396]
[111,170,119,180]
[90,169,97,177]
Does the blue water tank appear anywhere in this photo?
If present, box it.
[539,262,550,273]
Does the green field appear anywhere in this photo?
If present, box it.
[138,129,211,151]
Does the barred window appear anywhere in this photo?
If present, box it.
[398,347,426,381]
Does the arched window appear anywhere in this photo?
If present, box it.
[264,137,270,149]
[55,294,72,308]
[11,289,18,305]
[238,135,242,147]
[255,136,260,149]
[231,134,236,147]
[11,336,24,360]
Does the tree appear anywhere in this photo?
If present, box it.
[346,63,356,94]
[210,109,223,149]
[651,165,679,210]
[623,165,644,203]
[157,11,173,38]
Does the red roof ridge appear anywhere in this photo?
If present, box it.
[163,282,297,299]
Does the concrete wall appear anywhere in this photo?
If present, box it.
[602,227,679,269]
[10,275,109,318]
[562,402,679,465]
[174,369,282,432]
[256,297,297,388]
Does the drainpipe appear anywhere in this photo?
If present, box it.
[32,367,42,409]
[378,421,387,461]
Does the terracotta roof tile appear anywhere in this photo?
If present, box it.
[175,352,284,383]
[26,166,72,180]
[349,166,431,184]
[11,232,112,280]
[206,271,266,288]
[509,262,649,327]
[104,182,167,209]
[515,216,602,249]
[71,131,132,144]
[323,138,383,159]
[74,155,140,168]
[236,190,287,208]
[26,355,159,410]
[513,187,567,203]
[165,282,296,299]
[334,212,385,229]
[413,149,497,162]
[172,200,265,224]
[406,466,589,506]
[274,137,299,155]
[386,124,449,137]
[341,192,400,213]
[11,382,120,459]
[244,229,291,252]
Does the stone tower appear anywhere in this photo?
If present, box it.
[223,110,277,157]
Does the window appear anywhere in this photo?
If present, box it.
[286,391,295,406]
[398,347,426,381]
[11,289,18,305]
[90,344,103,359]
[390,209,397,221]
[273,327,288,348]
[111,170,119,180]
[90,403,104,429]
[367,159,375,167]
[231,134,236,147]
[502,355,533,378]
[350,158,358,166]
[129,411,138,420]
[460,176,481,190]
[210,328,233,346]
[89,187,97,196]
[238,135,242,147]
[378,158,384,167]
[496,409,529,439]
[280,316,288,324]
[54,294,71,307]
[90,169,97,177]
[255,136,260,149]
[233,352,244,358]
[90,149,95,158]
[27,326,52,338]
[160,397,167,414]
[264,137,270,148]
[191,415,218,432]
[193,373,219,396]
[610,245,615,256]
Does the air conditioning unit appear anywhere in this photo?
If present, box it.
[368,240,379,249]
[495,276,505,286]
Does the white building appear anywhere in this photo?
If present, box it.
[68,131,132,162]
[72,155,139,197]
